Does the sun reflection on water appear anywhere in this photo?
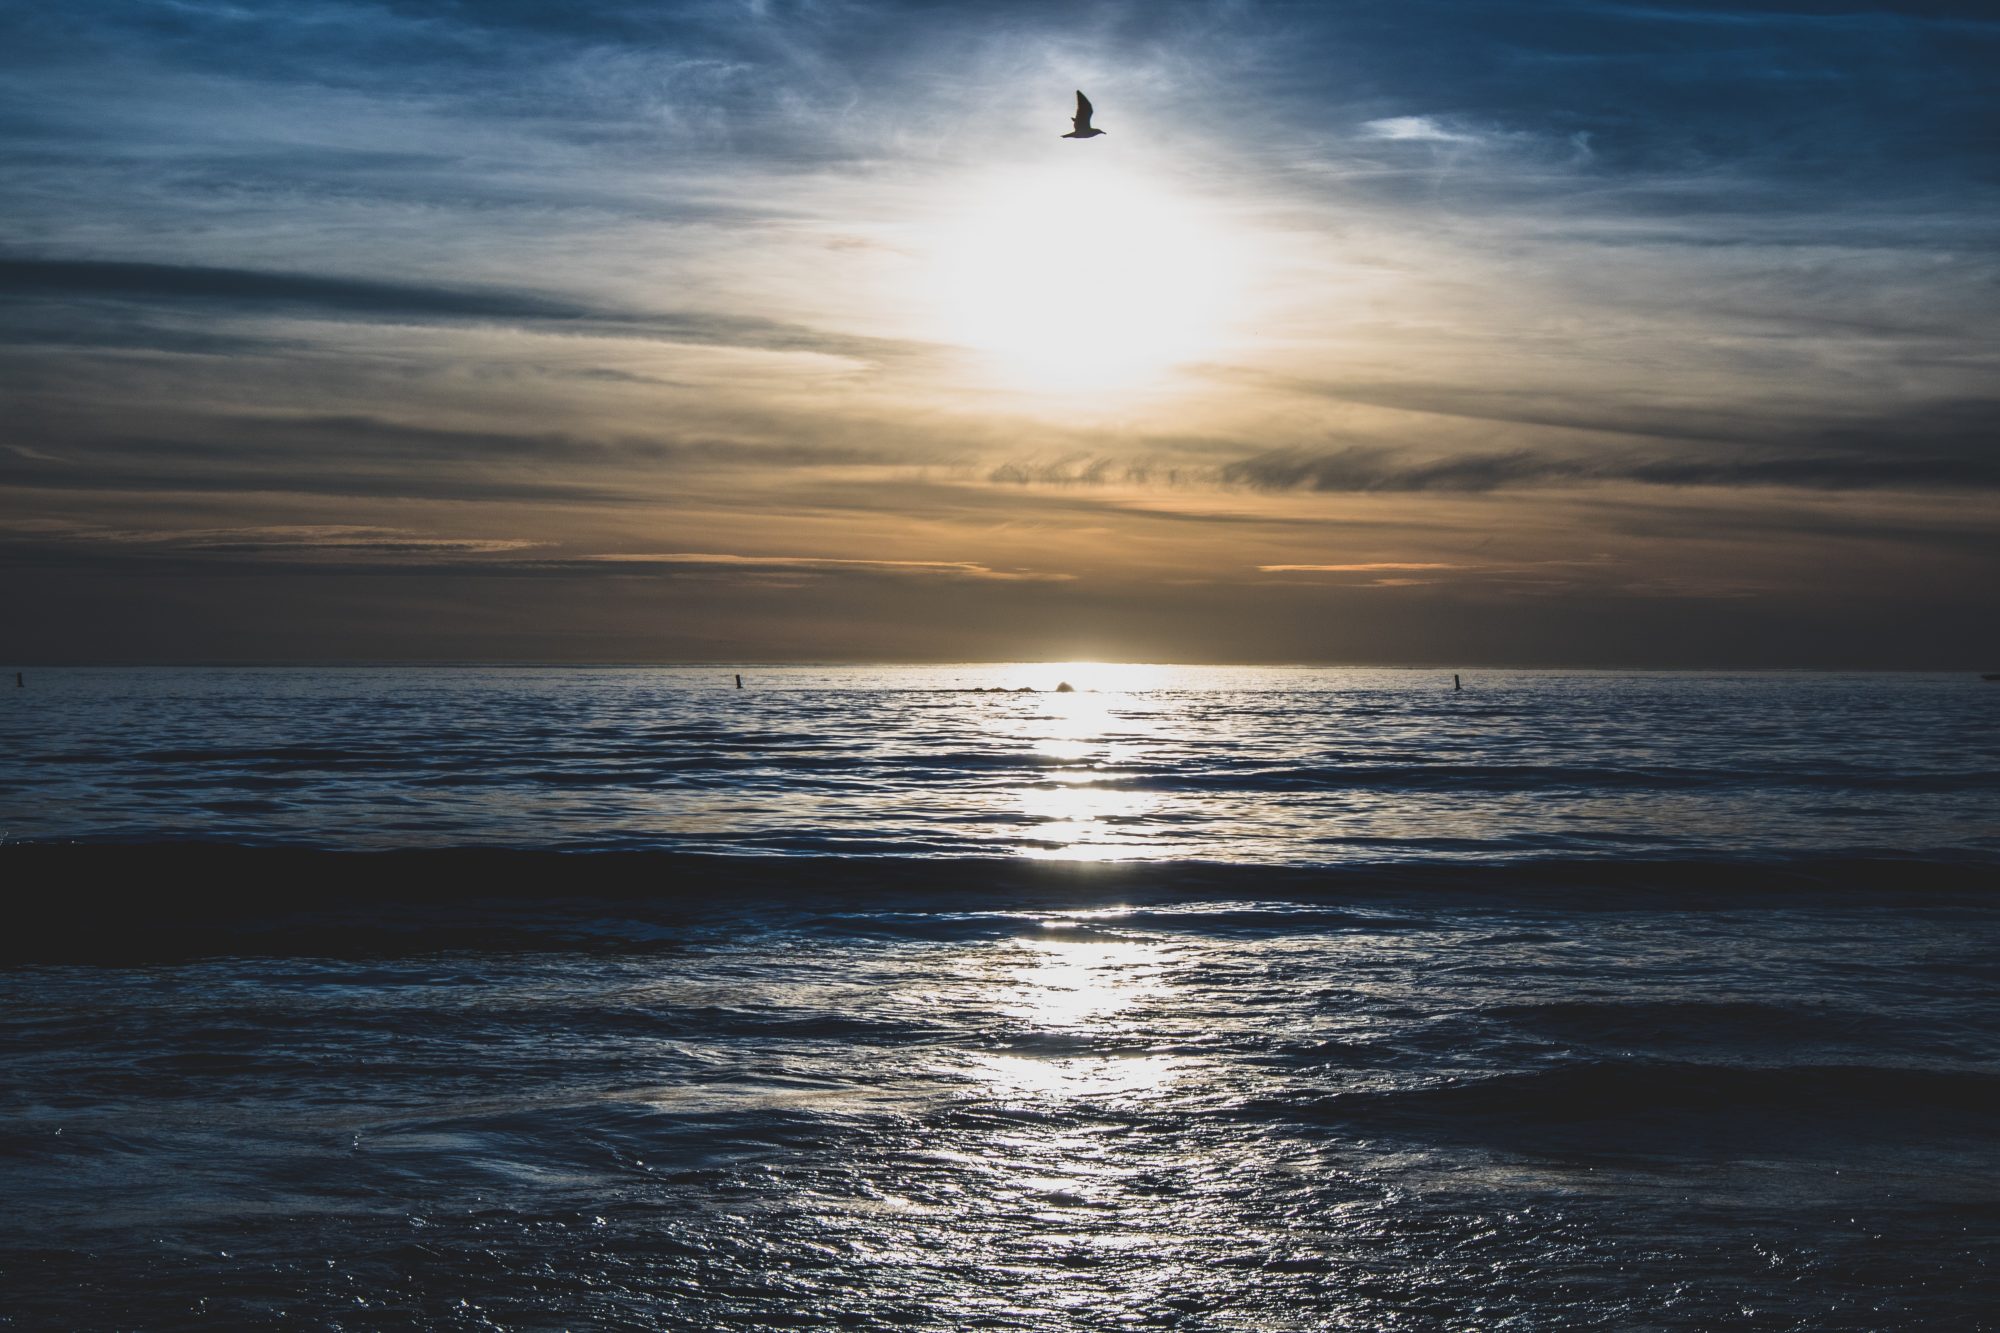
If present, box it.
[1001,930,1162,1027]
[993,663,1189,862]
[974,924,1176,1101]
[974,1051,1177,1099]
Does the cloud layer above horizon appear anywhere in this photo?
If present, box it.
[3,0,1996,665]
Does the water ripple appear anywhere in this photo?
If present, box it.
[5,665,1994,863]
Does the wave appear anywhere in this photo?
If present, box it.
[2,843,1993,961]
[1088,761,2000,795]
[34,746,2000,795]
[1240,1061,2000,1145]
[1477,999,1884,1049]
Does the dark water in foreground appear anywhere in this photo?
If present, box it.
[4,854,1997,1330]
[3,669,1997,1328]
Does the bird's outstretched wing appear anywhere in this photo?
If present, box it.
[1072,90,1094,132]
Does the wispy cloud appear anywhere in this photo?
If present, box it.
[2,521,545,560]
[1361,115,1482,144]
[154,526,547,556]
[0,258,922,364]
[1219,446,2000,494]
[582,553,1071,581]
[1258,562,1460,572]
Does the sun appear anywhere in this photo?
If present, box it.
[931,161,1241,392]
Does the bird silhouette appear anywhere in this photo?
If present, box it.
[1061,90,1105,139]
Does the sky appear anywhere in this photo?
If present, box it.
[3,0,1996,666]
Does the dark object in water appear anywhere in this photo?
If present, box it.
[1984,674,2000,682]
[13,672,19,688]
[735,674,743,689]
[1454,674,1462,691]
[1055,681,1075,693]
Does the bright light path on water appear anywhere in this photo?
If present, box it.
[976,921,1175,1099]
[988,663,1185,861]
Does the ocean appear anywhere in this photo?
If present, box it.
[3,666,1997,1329]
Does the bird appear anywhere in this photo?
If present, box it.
[1061,90,1105,139]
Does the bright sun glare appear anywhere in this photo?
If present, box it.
[934,162,1240,391]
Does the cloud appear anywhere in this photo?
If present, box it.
[0,521,545,560]
[988,456,1170,487]
[1221,448,1564,493]
[0,258,922,362]
[0,259,582,321]
[0,523,1078,583]
[0,409,910,505]
[581,553,1071,581]
[986,436,2000,498]
[1258,562,1460,572]
[1361,115,1482,144]
[150,526,547,556]
[1218,445,2000,494]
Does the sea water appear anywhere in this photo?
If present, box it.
[5,665,1995,860]
[2,667,1996,1329]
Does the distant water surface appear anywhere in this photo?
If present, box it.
[5,665,1996,861]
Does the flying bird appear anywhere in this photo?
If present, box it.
[1061,90,1105,139]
